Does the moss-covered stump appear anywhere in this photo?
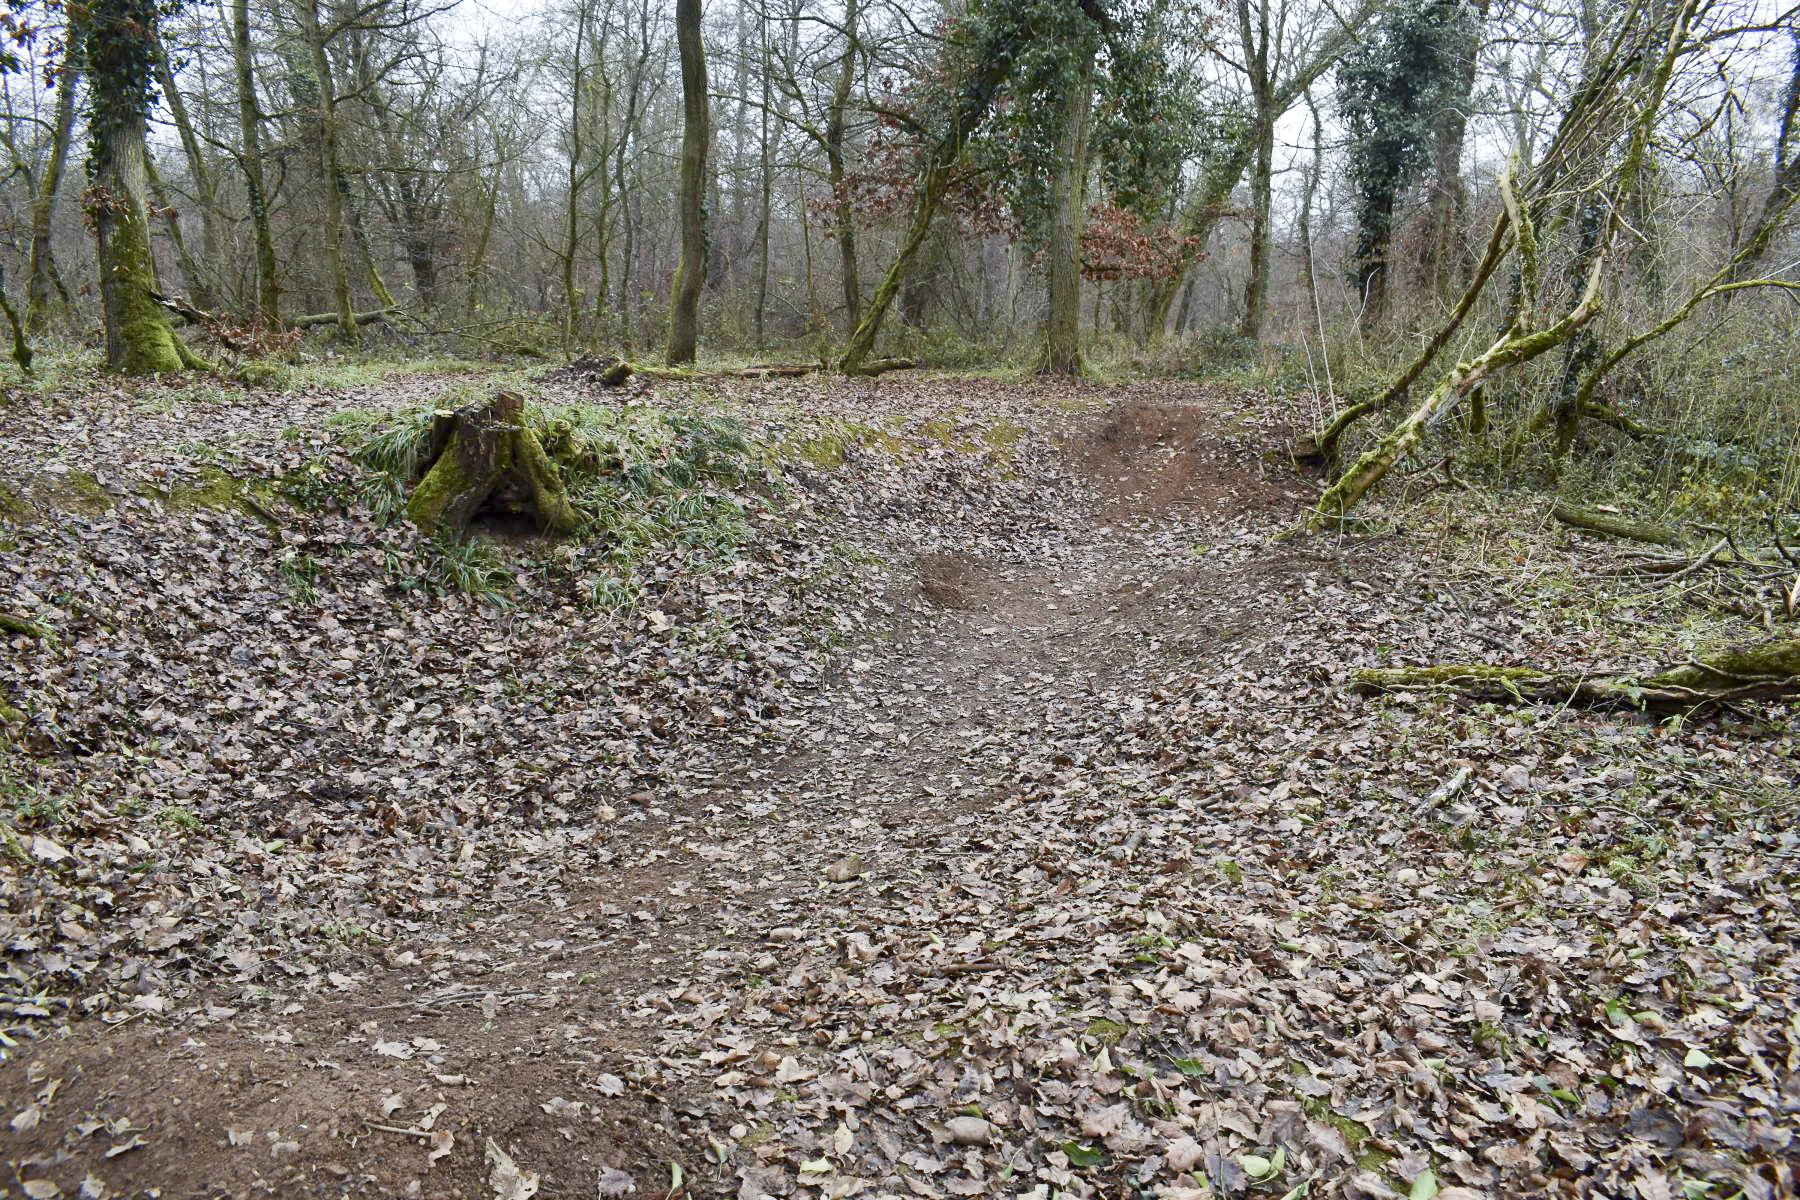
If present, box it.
[1352,636,1800,710]
[406,389,578,538]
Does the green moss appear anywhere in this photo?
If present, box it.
[407,437,502,537]
[981,420,1025,451]
[99,204,187,375]
[158,467,280,526]
[23,469,117,517]
[783,431,850,469]
[0,481,26,519]
[1300,1098,1385,1171]
[1653,638,1800,686]
[514,423,579,533]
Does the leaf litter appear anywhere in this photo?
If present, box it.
[0,372,1794,1198]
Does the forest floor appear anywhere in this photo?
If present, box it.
[1,367,1796,1200]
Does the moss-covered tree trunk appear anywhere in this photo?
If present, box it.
[839,17,1019,373]
[665,0,709,366]
[1310,253,1604,528]
[1041,43,1095,376]
[826,0,862,333]
[82,0,192,375]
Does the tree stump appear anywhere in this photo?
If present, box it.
[407,390,578,537]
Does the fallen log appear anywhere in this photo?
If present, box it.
[407,389,578,538]
[291,307,399,329]
[1551,503,1680,546]
[842,356,918,377]
[1352,635,1800,710]
[728,363,823,379]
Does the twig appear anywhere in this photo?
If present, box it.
[1770,515,1800,568]
[362,1121,436,1137]
[1663,538,1730,583]
[366,987,539,1011]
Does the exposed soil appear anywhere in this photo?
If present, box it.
[3,375,1795,1200]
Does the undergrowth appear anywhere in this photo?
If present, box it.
[1303,291,1800,529]
[333,389,772,602]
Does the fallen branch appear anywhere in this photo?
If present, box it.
[1551,503,1680,545]
[727,362,824,379]
[0,612,54,642]
[1296,207,1513,463]
[1310,249,1606,528]
[291,307,399,329]
[1352,635,1800,710]
[1578,400,1666,440]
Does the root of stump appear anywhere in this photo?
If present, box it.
[1352,635,1800,710]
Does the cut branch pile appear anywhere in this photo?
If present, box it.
[1353,635,1800,709]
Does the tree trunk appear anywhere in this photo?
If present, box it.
[614,0,652,350]
[1731,35,1799,281]
[1240,102,1275,340]
[1145,137,1256,341]
[152,38,222,311]
[398,179,439,309]
[26,47,79,334]
[82,0,195,373]
[144,154,213,305]
[465,154,499,314]
[1236,0,1275,342]
[826,0,862,332]
[752,13,774,347]
[1042,43,1096,374]
[561,0,588,352]
[1,285,34,376]
[232,0,280,324]
[839,18,1017,372]
[665,0,709,366]
[299,0,355,343]
[1418,0,1488,297]
[1550,196,1606,460]
[1550,503,1679,545]
[1354,190,1396,330]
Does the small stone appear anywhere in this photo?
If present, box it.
[825,856,863,883]
[946,1116,990,1146]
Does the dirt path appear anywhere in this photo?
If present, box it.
[5,384,1796,1200]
